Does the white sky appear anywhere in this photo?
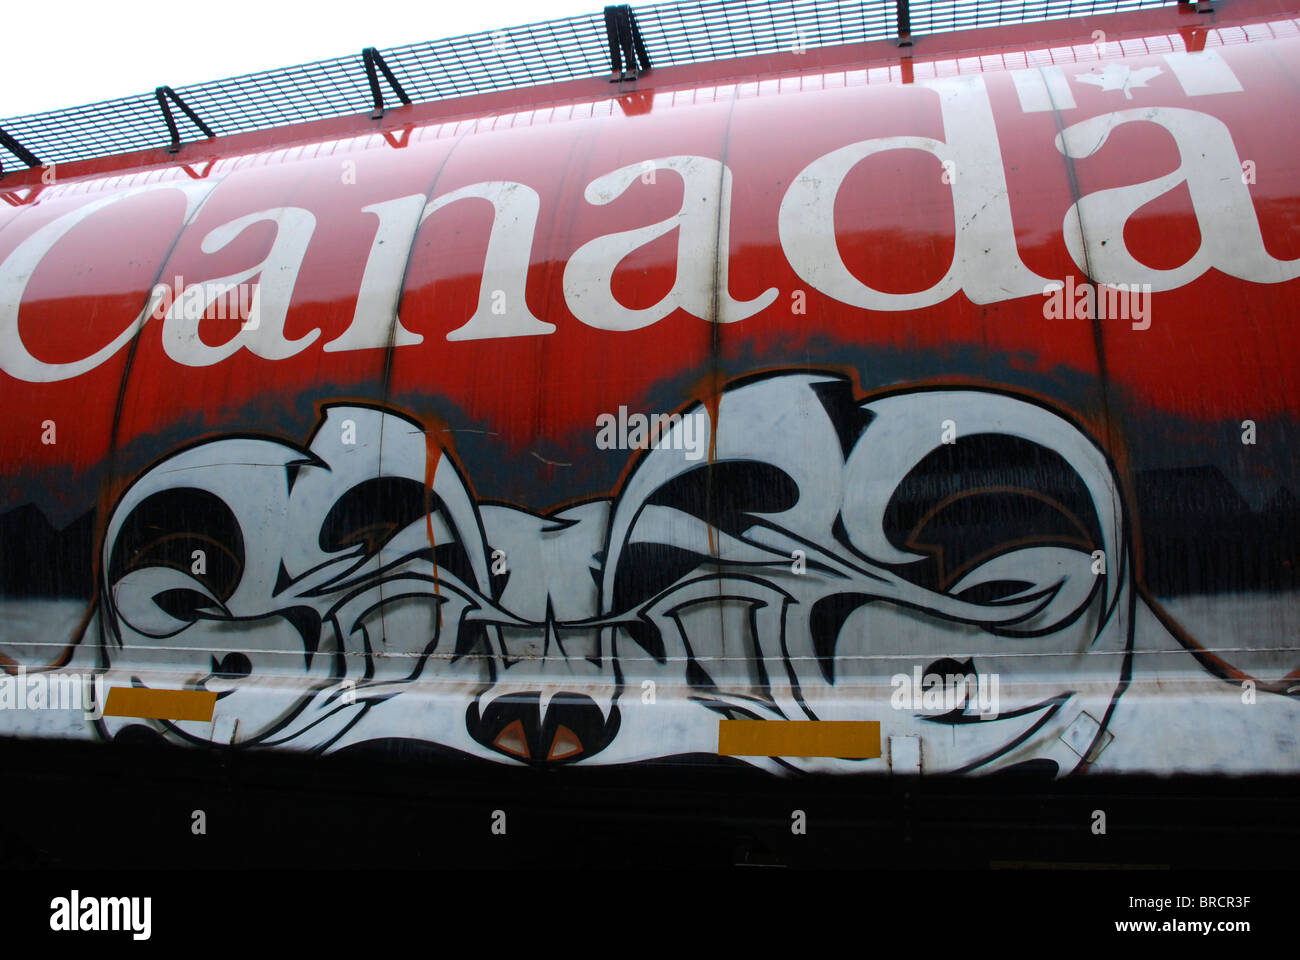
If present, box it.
[0,0,611,118]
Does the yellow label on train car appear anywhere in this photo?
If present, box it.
[103,688,217,723]
[717,720,881,759]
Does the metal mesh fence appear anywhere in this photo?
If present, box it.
[1,0,1178,168]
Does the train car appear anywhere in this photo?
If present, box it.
[1,0,1297,782]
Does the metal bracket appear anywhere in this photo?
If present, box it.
[889,735,922,774]
[1059,711,1114,763]
[895,0,913,47]
[362,47,412,119]
[604,5,651,81]
[0,126,41,178]
[155,86,215,154]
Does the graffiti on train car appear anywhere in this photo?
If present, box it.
[2,15,1299,775]
[3,370,1283,774]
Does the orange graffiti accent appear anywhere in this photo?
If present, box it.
[493,719,530,759]
[548,725,583,760]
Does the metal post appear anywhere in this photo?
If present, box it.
[603,5,651,80]
[362,47,412,119]
[896,0,913,47]
[0,127,41,177]
[155,87,216,154]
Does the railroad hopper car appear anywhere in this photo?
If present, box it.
[1,0,1297,778]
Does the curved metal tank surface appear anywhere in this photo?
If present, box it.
[1,0,1297,776]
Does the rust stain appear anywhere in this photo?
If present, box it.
[423,420,445,625]
[701,385,721,557]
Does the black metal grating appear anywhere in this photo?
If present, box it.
[2,0,1181,169]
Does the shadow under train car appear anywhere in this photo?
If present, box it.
[1,735,1295,870]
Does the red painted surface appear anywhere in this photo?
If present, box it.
[0,0,1297,511]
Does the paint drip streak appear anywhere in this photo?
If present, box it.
[424,432,443,626]
[703,391,720,556]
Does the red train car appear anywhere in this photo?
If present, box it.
[1,0,1297,778]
